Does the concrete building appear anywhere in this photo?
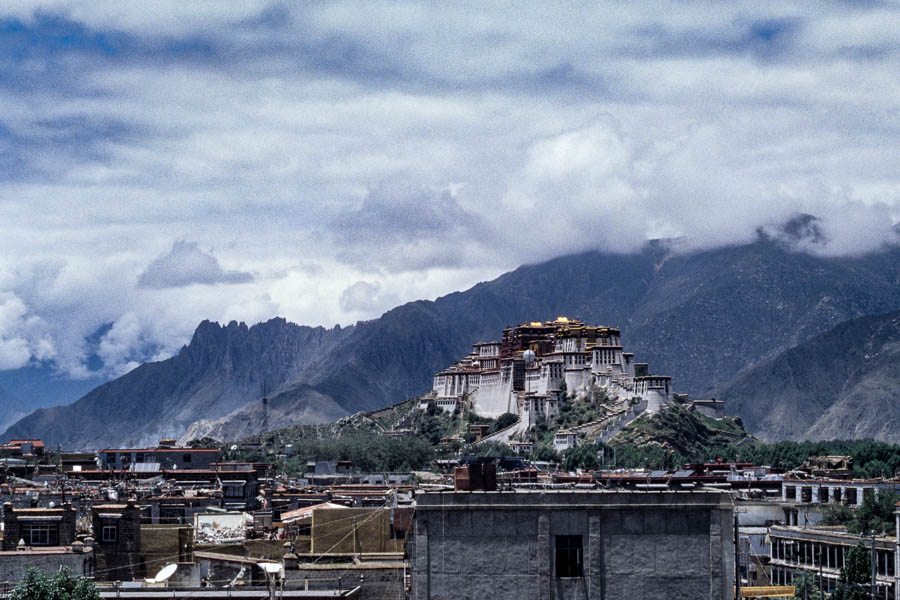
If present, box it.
[411,490,734,600]
[781,479,899,506]
[769,525,897,599]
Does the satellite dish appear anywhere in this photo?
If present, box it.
[257,562,284,577]
[230,445,238,451]
[146,563,177,583]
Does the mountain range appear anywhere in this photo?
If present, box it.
[4,222,900,449]
[721,309,900,442]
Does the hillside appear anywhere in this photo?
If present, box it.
[721,309,900,442]
[610,404,751,457]
[5,226,900,449]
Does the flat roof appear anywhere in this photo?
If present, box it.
[416,489,731,509]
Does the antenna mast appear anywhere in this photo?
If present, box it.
[261,383,269,434]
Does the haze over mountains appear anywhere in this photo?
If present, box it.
[722,309,900,442]
[4,222,900,449]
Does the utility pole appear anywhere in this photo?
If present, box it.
[734,514,741,600]
[818,547,823,600]
[870,533,877,600]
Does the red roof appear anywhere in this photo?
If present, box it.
[6,439,45,448]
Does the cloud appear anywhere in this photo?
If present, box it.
[332,182,496,271]
[0,291,55,370]
[138,241,253,289]
[0,1,897,391]
[96,312,145,377]
[339,280,398,314]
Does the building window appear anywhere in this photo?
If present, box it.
[225,485,243,498]
[102,523,118,542]
[28,524,50,545]
[183,454,192,463]
[555,535,583,577]
[390,524,406,540]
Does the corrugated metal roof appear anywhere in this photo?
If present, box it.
[130,463,161,472]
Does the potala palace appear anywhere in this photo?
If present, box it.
[427,317,681,445]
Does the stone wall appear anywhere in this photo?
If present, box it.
[412,490,733,600]
[0,548,94,585]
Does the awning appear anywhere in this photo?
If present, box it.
[739,586,796,598]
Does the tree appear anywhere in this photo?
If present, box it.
[792,571,819,599]
[821,502,854,527]
[10,568,99,600]
[531,443,560,463]
[832,543,871,600]
[562,443,602,472]
[849,489,896,535]
[489,412,518,434]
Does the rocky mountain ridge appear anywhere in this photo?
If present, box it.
[721,309,900,442]
[4,228,900,449]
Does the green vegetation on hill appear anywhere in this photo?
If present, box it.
[227,397,505,473]
[614,404,749,456]
[227,388,900,477]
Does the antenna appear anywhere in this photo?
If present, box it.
[261,382,269,434]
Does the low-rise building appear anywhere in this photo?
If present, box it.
[0,439,46,459]
[99,443,222,471]
[553,430,578,452]
[2,502,77,549]
[411,489,734,600]
[769,525,896,599]
[781,478,899,506]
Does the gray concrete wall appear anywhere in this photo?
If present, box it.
[0,549,94,585]
[412,490,733,600]
[286,566,405,600]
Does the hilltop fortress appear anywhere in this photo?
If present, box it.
[429,317,674,431]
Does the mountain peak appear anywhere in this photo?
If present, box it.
[755,212,827,249]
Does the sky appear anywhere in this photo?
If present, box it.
[0,1,898,385]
